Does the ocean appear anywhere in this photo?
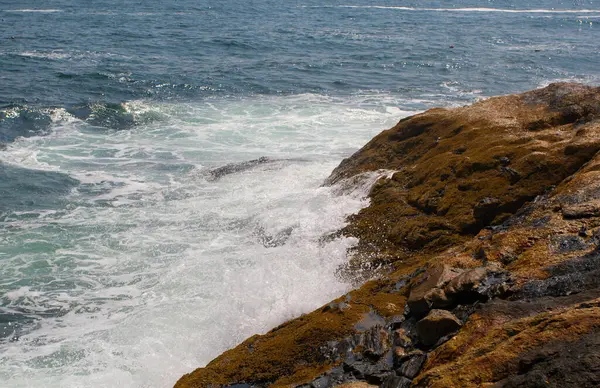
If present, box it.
[0,1,599,387]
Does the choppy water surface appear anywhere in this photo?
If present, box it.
[1,1,599,387]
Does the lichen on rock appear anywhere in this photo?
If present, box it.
[175,83,600,388]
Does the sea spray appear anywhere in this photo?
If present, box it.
[0,94,412,387]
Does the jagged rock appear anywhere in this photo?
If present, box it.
[381,375,412,388]
[360,326,390,359]
[397,351,428,379]
[343,352,394,385]
[416,310,462,346]
[442,264,509,303]
[407,265,461,318]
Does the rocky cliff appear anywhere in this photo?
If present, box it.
[175,83,600,388]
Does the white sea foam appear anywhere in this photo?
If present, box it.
[4,9,63,13]
[315,5,600,14]
[0,93,416,387]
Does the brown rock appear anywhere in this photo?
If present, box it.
[444,266,488,296]
[414,299,600,387]
[407,265,461,318]
[330,82,600,278]
[416,309,462,347]
[562,200,600,219]
[393,328,413,348]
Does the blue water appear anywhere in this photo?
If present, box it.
[2,0,599,107]
[1,1,599,387]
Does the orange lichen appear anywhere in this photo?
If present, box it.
[175,83,600,388]
[415,299,600,387]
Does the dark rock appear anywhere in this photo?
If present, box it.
[551,235,588,254]
[492,333,600,388]
[549,249,600,276]
[499,156,511,166]
[500,166,521,184]
[208,157,272,179]
[319,337,355,362]
[397,351,428,379]
[591,229,600,246]
[531,216,551,228]
[416,309,462,347]
[398,317,418,342]
[310,366,347,387]
[342,360,371,379]
[389,314,405,330]
[473,197,501,223]
[515,249,600,299]
[518,269,600,299]
[361,326,390,359]
[343,350,394,384]
[309,375,330,388]
[381,375,413,388]
[473,247,488,261]
[255,225,294,248]
[499,250,519,265]
[451,303,480,323]
[393,347,407,365]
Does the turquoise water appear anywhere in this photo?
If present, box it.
[1,1,599,387]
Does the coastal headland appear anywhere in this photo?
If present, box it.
[175,83,600,388]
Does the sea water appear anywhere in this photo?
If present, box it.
[1,1,599,387]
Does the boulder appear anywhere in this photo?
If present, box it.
[396,350,428,379]
[407,265,461,318]
[380,375,412,388]
[444,267,488,296]
[416,310,462,347]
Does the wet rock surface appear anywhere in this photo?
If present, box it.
[175,83,600,388]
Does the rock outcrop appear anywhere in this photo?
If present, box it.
[175,83,600,388]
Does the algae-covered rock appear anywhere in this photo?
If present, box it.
[332,82,600,277]
[175,83,600,388]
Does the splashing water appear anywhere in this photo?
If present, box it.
[0,94,414,387]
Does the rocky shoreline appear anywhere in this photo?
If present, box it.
[175,83,600,388]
